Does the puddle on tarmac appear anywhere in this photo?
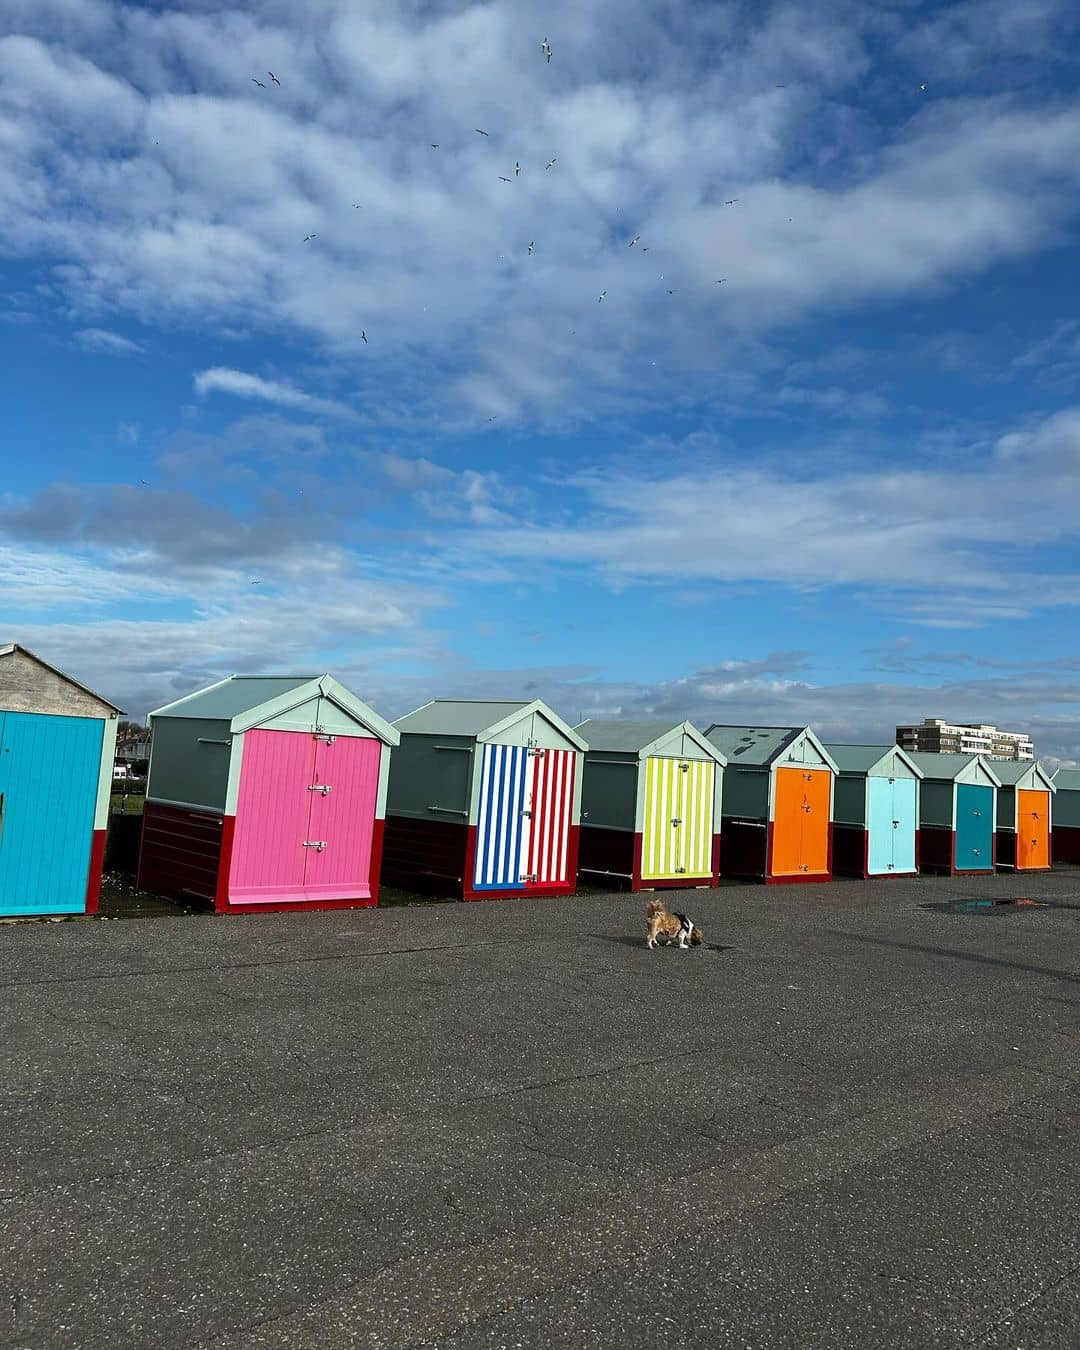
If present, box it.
[921,897,1052,916]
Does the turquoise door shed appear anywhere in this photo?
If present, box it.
[0,644,121,917]
[0,713,103,914]
[866,776,918,876]
[955,784,994,871]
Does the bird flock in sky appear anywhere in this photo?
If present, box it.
[248,34,752,363]
[242,36,927,398]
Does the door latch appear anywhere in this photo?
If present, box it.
[302,840,328,851]
[308,784,333,795]
[671,817,682,827]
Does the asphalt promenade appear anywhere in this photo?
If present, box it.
[5,870,1080,1348]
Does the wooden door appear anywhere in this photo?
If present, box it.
[229,730,315,903]
[303,736,383,900]
[1016,789,1050,870]
[473,744,530,891]
[524,748,576,887]
[773,767,830,876]
[642,758,714,882]
[0,712,102,916]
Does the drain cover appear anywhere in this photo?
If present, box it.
[923,897,1050,915]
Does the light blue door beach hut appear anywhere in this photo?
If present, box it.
[825,744,923,879]
[907,752,1000,875]
[0,643,121,917]
[1052,768,1080,864]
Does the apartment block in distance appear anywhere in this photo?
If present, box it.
[896,718,1034,761]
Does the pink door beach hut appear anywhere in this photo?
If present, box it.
[382,699,586,900]
[575,720,726,891]
[138,674,398,913]
[0,644,121,918]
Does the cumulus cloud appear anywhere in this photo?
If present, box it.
[0,2,1077,421]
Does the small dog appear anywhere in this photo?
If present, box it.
[645,898,703,950]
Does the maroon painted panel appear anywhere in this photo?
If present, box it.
[577,824,635,889]
[832,823,868,878]
[919,825,955,875]
[997,831,1017,870]
[1053,825,1080,864]
[721,818,769,881]
[137,801,224,905]
[84,829,106,915]
[381,814,469,896]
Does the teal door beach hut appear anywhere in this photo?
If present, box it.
[907,752,1000,875]
[825,744,922,879]
[575,720,726,891]
[0,644,121,918]
[1051,768,1080,864]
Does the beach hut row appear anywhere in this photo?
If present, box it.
[0,646,1074,918]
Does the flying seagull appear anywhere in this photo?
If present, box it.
[268,72,280,85]
[541,38,552,63]
[628,235,640,246]
[431,143,439,149]
[528,241,534,254]
[515,161,521,176]
[250,579,262,585]
[498,175,513,182]
[352,202,362,208]
[666,288,675,294]
[251,78,266,87]
[303,233,316,242]
[918,82,927,91]
[361,330,368,343]
[715,278,726,284]
[597,290,607,302]
[475,128,489,136]
[724,198,739,205]
[545,157,557,170]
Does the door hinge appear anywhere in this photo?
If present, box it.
[520,872,538,883]
[308,784,333,795]
[302,840,328,851]
[671,817,683,827]
[679,763,689,773]
[675,866,687,873]
[892,820,900,828]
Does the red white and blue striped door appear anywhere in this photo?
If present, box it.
[473,745,576,891]
[524,748,576,887]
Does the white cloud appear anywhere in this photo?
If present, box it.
[192,366,356,420]
[74,327,142,354]
[451,406,1080,620]
[0,4,1077,421]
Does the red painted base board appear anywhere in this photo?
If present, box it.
[84,828,106,915]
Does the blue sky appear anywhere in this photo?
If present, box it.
[3,0,1080,760]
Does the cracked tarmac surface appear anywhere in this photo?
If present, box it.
[4,869,1080,1348]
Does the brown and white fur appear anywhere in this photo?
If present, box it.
[645,898,703,950]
